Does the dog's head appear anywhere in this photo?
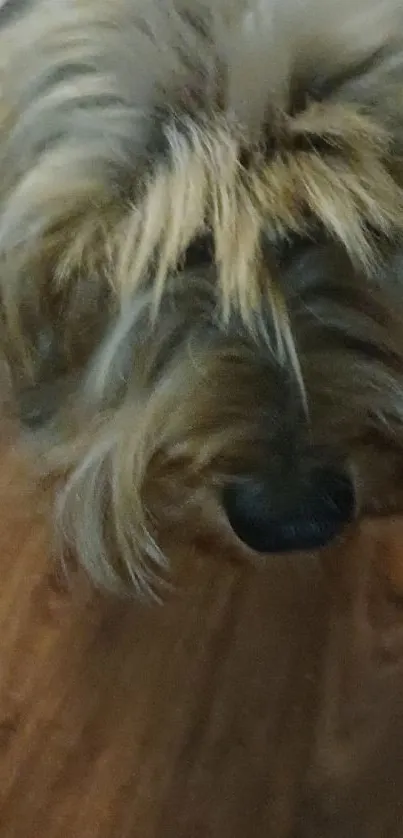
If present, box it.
[1,0,403,593]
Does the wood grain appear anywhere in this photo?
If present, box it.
[1,423,403,836]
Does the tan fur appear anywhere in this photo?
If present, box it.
[1,0,403,594]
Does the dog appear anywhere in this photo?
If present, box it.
[1,0,403,595]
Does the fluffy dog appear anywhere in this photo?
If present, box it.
[1,0,403,595]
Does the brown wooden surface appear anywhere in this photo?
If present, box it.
[1,425,403,836]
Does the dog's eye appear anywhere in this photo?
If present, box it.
[265,228,319,268]
[182,233,214,270]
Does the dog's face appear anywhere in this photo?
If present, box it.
[2,0,403,593]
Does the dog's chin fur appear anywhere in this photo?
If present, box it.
[1,0,403,594]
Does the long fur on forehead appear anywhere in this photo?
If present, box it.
[115,108,403,306]
[0,0,402,381]
[0,0,402,245]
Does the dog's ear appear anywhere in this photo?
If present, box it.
[0,0,150,387]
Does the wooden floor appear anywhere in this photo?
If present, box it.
[1,425,403,836]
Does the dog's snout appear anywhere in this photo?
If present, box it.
[223,466,355,554]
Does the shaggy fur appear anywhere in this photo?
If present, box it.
[1,0,403,594]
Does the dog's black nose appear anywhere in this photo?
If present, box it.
[223,467,355,553]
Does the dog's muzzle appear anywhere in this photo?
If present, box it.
[223,465,355,553]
